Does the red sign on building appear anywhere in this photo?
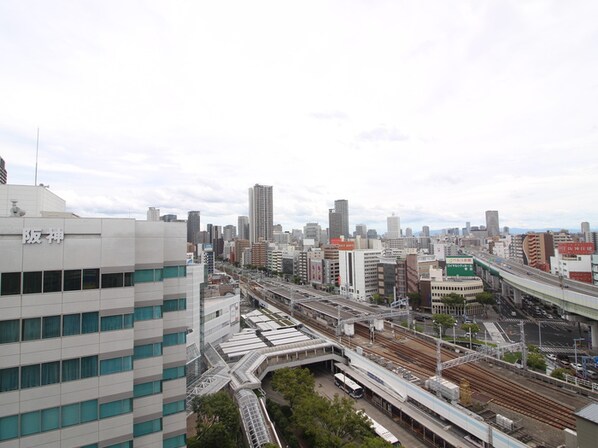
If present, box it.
[569,272,592,283]
[330,239,355,251]
[558,242,595,256]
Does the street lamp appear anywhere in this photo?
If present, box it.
[453,323,457,344]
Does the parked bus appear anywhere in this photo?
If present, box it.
[357,410,401,446]
[334,372,364,398]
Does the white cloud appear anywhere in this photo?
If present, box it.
[1,0,597,232]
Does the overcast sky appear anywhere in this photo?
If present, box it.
[1,1,597,233]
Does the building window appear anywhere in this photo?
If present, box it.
[82,312,99,333]
[163,434,186,448]
[163,298,186,312]
[63,270,82,291]
[63,314,81,336]
[0,415,18,441]
[99,398,133,419]
[22,318,41,341]
[101,315,125,332]
[133,417,162,437]
[0,320,20,344]
[43,270,62,293]
[20,410,41,436]
[42,315,61,339]
[41,407,60,432]
[23,271,42,294]
[99,355,133,375]
[163,399,185,416]
[41,361,60,385]
[102,272,124,288]
[134,305,162,321]
[163,332,186,347]
[134,343,162,360]
[83,268,100,289]
[21,364,40,389]
[0,367,19,392]
[62,358,80,382]
[1,272,21,295]
[163,365,185,381]
[133,380,162,398]
[81,356,98,378]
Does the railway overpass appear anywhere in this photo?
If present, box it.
[470,253,598,348]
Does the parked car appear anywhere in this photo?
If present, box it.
[571,363,583,371]
[546,354,557,362]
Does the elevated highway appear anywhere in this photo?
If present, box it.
[470,252,598,347]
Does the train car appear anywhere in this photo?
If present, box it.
[357,410,400,446]
[334,373,364,398]
[425,375,460,402]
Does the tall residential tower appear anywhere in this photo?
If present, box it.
[248,184,273,244]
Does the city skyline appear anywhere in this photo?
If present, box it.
[1,1,598,231]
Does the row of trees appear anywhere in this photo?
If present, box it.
[188,391,243,448]
[271,367,395,448]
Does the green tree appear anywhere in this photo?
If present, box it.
[527,352,547,371]
[189,391,241,448]
[407,292,421,309]
[550,367,573,380]
[475,291,495,317]
[441,293,466,315]
[293,394,372,448]
[461,323,480,335]
[432,313,456,337]
[272,367,315,409]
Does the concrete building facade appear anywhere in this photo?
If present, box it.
[0,211,188,447]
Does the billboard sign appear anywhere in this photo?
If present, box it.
[558,242,594,256]
[446,256,475,277]
[569,272,592,283]
[330,239,355,251]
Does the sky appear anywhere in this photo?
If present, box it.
[1,1,597,234]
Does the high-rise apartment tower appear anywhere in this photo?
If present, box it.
[249,184,273,244]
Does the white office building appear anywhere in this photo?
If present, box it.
[0,186,187,448]
[338,249,382,301]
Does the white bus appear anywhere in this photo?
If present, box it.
[358,410,401,446]
[334,372,364,398]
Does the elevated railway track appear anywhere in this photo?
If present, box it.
[242,277,589,432]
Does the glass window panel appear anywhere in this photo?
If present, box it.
[81,356,98,378]
[179,298,187,310]
[22,271,42,294]
[163,366,185,381]
[41,361,60,386]
[133,269,154,283]
[101,273,124,288]
[0,415,18,441]
[22,318,41,341]
[21,364,40,388]
[81,399,98,422]
[123,313,133,329]
[63,269,82,291]
[0,367,19,392]
[133,418,162,437]
[179,266,186,277]
[62,358,80,382]
[163,400,185,416]
[42,315,61,339]
[20,410,41,436]
[82,312,99,334]
[163,266,178,278]
[163,299,177,312]
[43,270,62,293]
[134,343,162,360]
[100,315,123,332]
[41,407,60,432]
[100,357,123,375]
[0,320,20,344]
[154,269,163,281]
[105,442,133,448]
[124,272,134,287]
[164,332,185,347]
[0,272,21,295]
[133,380,161,398]
[163,434,186,448]
[100,399,130,419]
[123,356,133,371]
[62,314,81,336]
[134,306,152,321]
[83,268,100,289]
[61,402,80,427]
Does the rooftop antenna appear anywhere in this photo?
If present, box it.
[34,127,39,186]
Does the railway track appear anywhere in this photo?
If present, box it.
[244,281,578,430]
